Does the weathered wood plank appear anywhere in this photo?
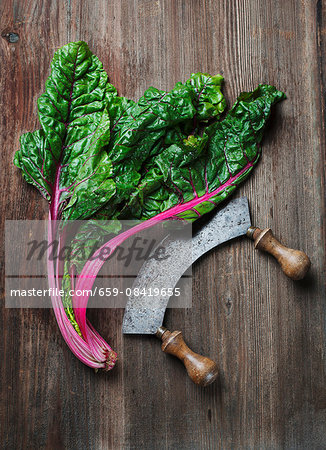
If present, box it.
[0,0,325,449]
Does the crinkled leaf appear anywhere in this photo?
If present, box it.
[99,73,226,217]
[14,41,117,221]
[185,73,226,120]
[14,129,54,201]
[115,85,285,221]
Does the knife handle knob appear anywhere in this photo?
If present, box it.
[246,227,311,280]
[156,327,218,386]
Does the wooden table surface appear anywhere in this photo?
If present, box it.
[1,1,325,448]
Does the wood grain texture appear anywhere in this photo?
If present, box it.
[0,0,325,448]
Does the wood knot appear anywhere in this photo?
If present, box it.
[1,31,19,43]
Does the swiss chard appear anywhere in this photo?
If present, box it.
[15,41,117,222]
[14,41,285,371]
[15,41,119,369]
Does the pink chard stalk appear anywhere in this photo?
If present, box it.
[14,41,285,371]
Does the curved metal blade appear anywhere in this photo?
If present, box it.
[122,196,251,334]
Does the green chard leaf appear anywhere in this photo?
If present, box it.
[185,73,226,120]
[14,41,117,221]
[99,72,226,217]
[113,85,285,221]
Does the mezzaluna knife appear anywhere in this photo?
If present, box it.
[122,197,310,386]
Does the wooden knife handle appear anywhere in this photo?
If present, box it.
[246,227,311,280]
[156,327,218,386]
